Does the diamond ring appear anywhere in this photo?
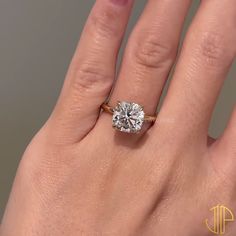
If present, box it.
[101,101,156,133]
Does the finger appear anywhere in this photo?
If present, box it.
[210,106,236,179]
[222,105,236,148]
[157,0,236,143]
[218,106,236,158]
[105,0,192,130]
[47,0,134,143]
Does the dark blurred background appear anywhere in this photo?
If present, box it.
[0,0,235,218]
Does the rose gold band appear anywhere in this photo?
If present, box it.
[101,103,114,115]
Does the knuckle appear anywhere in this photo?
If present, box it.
[89,9,121,39]
[71,62,113,94]
[133,33,176,69]
[196,32,230,67]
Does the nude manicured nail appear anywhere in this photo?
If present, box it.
[110,0,129,6]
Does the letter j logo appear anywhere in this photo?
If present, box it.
[205,205,234,235]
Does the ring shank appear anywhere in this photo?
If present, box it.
[102,103,114,115]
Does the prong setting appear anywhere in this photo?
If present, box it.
[112,101,145,133]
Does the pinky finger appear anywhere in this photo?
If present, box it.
[211,105,236,177]
[220,106,236,155]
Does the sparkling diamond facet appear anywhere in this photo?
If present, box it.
[112,101,145,133]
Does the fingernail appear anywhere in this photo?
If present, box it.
[110,0,129,6]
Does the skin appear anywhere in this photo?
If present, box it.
[1,0,236,235]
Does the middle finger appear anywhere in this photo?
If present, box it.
[108,0,192,120]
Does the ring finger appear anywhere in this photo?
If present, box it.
[102,0,192,134]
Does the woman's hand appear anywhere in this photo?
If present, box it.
[1,0,236,235]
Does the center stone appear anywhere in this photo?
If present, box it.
[112,101,145,133]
